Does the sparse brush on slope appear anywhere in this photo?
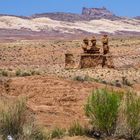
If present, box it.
[16,69,40,77]
[73,75,101,83]
[0,69,8,77]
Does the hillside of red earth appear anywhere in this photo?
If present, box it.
[0,75,125,129]
[0,37,139,139]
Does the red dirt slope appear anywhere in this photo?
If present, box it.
[0,75,123,129]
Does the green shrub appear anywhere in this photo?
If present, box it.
[50,127,65,139]
[30,70,36,75]
[0,98,27,139]
[73,75,98,82]
[30,70,40,76]
[73,76,86,82]
[73,75,103,83]
[85,89,122,136]
[16,69,40,77]
[125,92,140,140]
[68,122,85,136]
[1,70,8,77]
[16,69,22,76]
[21,71,31,77]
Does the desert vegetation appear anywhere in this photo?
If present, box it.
[84,89,140,140]
[0,89,139,140]
[0,98,47,140]
[85,89,122,136]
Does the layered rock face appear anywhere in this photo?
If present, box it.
[82,7,116,19]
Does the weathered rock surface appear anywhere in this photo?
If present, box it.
[82,7,119,20]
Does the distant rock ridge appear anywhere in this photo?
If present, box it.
[0,7,140,40]
[82,7,121,20]
[82,7,114,17]
[32,7,120,22]
[0,7,138,22]
[135,16,140,20]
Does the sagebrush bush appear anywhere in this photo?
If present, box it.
[30,70,40,76]
[16,69,22,76]
[68,121,85,136]
[0,70,8,77]
[0,98,47,140]
[125,92,140,140]
[73,75,100,83]
[21,71,31,77]
[85,89,122,136]
[73,75,86,82]
[50,127,65,139]
[0,98,27,139]
[16,69,40,77]
[26,125,47,140]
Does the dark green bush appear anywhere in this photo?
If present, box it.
[16,69,22,76]
[85,89,122,136]
[73,76,86,82]
[1,70,8,77]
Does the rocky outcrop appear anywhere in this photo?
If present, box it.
[82,7,116,19]
[65,53,114,69]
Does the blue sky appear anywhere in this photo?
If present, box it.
[0,0,139,17]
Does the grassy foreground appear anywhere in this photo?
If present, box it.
[0,89,140,140]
